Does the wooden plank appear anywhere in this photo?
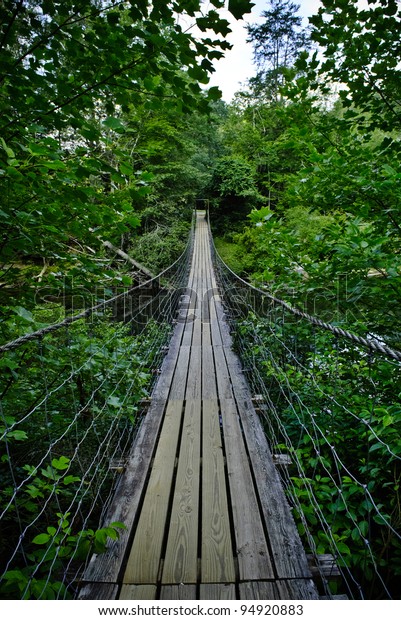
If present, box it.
[201,227,212,347]
[199,584,236,600]
[181,242,198,347]
[220,398,274,580]
[201,400,235,583]
[307,554,341,580]
[192,244,203,297]
[152,322,185,399]
[162,399,201,584]
[180,283,196,339]
[320,595,349,600]
[160,585,197,600]
[169,346,191,398]
[213,295,231,346]
[213,345,233,400]
[123,400,184,584]
[79,583,118,600]
[200,286,211,326]
[181,329,195,349]
[220,342,314,581]
[239,582,276,600]
[202,319,212,347]
[185,346,202,400]
[192,316,202,346]
[240,579,319,600]
[237,394,312,579]
[202,346,217,398]
[276,579,320,600]
[201,218,215,346]
[209,293,222,347]
[202,223,218,303]
[119,585,157,600]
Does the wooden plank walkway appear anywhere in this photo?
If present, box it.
[79,212,319,601]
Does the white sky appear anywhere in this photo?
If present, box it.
[207,0,322,101]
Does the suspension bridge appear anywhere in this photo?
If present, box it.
[79,211,318,600]
[1,211,400,600]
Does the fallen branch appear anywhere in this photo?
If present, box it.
[100,239,156,280]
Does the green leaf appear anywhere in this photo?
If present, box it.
[8,430,28,441]
[139,172,154,182]
[188,64,209,83]
[119,161,132,175]
[107,396,121,408]
[104,527,119,540]
[373,514,389,525]
[103,117,125,132]
[359,521,369,537]
[13,307,35,322]
[106,11,119,25]
[32,533,51,545]
[63,475,81,485]
[382,164,397,176]
[143,76,159,91]
[51,456,70,471]
[228,0,255,20]
[3,570,28,585]
[95,529,108,544]
[40,160,66,170]
[126,215,141,228]
[336,542,351,555]
[109,522,127,530]
[207,86,222,101]
[0,137,15,159]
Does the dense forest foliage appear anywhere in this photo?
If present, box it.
[0,0,239,333]
[1,0,401,600]
[210,0,401,342]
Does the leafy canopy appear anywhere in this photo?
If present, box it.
[300,0,401,134]
[0,0,253,321]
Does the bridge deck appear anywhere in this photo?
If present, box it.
[80,212,319,601]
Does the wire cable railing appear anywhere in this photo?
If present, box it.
[0,220,194,600]
[210,221,401,600]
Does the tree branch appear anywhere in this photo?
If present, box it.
[100,238,156,280]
